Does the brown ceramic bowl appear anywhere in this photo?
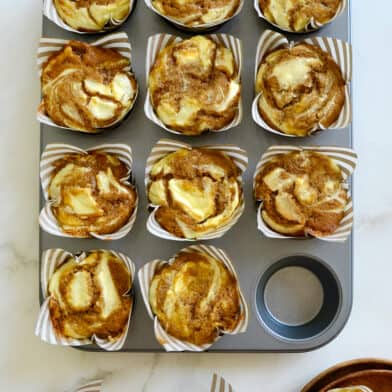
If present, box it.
[320,369,392,391]
[301,358,392,392]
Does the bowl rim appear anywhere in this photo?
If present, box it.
[301,358,392,392]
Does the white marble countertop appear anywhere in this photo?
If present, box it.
[0,1,391,391]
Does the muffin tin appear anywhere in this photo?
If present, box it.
[39,0,353,351]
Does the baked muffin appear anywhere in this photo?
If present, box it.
[148,35,241,135]
[48,150,137,237]
[149,250,241,346]
[254,150,348,237]
[54,0,131,32]
[148,148,243,239]
[41,40,137,133]
[48,250,132,340]
[259,0,341,32]
[152,0,240,26]
[255,43,345,136]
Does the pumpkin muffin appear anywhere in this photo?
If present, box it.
[254,150,348,237]
[255,42,345,136]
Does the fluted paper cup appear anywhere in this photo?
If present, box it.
[43,0,134,34]
[253,145,357,242]
[145,33,242,136]
[37,32,138,133]
[138,244,249,352]
[254,0,347,33]
[35,249,135,351]
[145,138,248,241]
[252,30,352,137]
[144,0,243,32]
[39,143,138,240]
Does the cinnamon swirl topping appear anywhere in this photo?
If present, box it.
[49,250,132,341]
[149,251,241,345]
[152,0,240,26]
[54,0,130,32]
[148,148,243,239]
[48,150,137,237]
[148,36,240,135]
[259,0,341,32]
[41,40,137,133]
[254,150,348,237]
[256,43,345,136]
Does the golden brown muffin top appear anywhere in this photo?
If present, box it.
[41,40,137,132]
[48,250,132,340]
[148,36,240,135]
[256,43,345,136]
[48,151,137,237]
[259,0,341,32]
[254,151,348,237]
[148,148,242,239]
[54,0,130,32]
[149,251,241,346]
[152,0,240,26]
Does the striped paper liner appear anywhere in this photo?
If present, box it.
[254,0,347,33]
[37,32,138,133]
[252,30,352,138]
[144,0,243,31]
[144,33,243,136]
[71,374,234,391]
[210,373,235,392]
[35,249,135,351]
[138,244,249,352]
[253,145,357,242]
[72,380,103,392]
[145,138,248,241]
[43,0,134,34]
[39,143,138,240]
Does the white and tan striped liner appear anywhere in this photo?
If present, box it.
[72,379,103,392]
[254,0,347,33]
[145,138,248,241]
[144,0,243,32]
[144,33,243,136]
[210,373,235,392]
[39,143,138,240]
[138,244,249,352]
[252,30,352,137]
[43,0,134,34]
[253,145,357,242]
[35,248,135,351]
[71,374,233,391]
[37,32,138,133]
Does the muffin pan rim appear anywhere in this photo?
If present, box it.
[38,0,353,352]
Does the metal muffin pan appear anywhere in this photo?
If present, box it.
[39,0,353,351]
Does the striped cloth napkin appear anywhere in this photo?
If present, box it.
[73,380,103,392]
[71,374,234,391]
[210,373,234,392]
